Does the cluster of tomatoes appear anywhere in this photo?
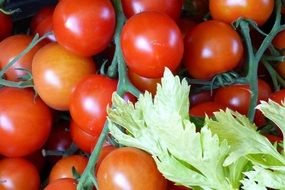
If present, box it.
[0,0,285,190]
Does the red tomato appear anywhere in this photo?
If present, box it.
[45,121,72,164]
[0,12,12,41]
[44,178,77,190]
[184,20,243,80]
[269,89,285,104]
[95,145,117,173]
[0,35,43,81]
[189,101,226,117]
[128,69,161,95]
[32,43,96,111]
[70,120,98,154]
[0,158,40,190]
[121,0,183,20]
[0,88,52,157]
[214,80,272,115]
[123,92,137,104]
[167,181,190,190]
[97,147,168,190]
[30,6,54,34]
[49,155,88,182]
[273,31,285,78]
[177,19,197,38]
[35,14,56,42]
[265,134,283,143]
[189,91,214,107]
[121,11,183,78]
[26,150,46,173]
[209,0,274,26]
[53,0,116,56]
[70,75,117,137]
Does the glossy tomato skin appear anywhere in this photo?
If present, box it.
[70,75,117,137]
[214,80,272,114]
[49,155,88,182]
[273,31,285,78]
[44,178,77,190]
[184,20,243,80]
[0,88,52,157]
[32,43,96,111]
[128,69,161,95]
[121,11,183,78]
[189,91,214,107]
[0,12,12,41]
[53,0,115,56]
[30,6,54,33]
[95,145,117,173]
[0,35,43,81]
[0,158,40,190]
[209,0,274,26]
[269,89,285,104]
[70,120,98,154]
[97,147,168,190]
[189,101,226,117]
[121,0,183,20]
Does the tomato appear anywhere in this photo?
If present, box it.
[32,43,96,111]
[269,89,285,104]
[97,147,168,190]
[0,88,52,157]
[44,178,77,190]
[26,150,46,173]
[45,121,72,164]
[168,181,190,190]
[0,35,43,81]
[53,0,115,56]
[30,6,54,34]
[273,31,285,78]
[265,134,283,143]
[121,11,183,78]
[121,0,183,20]
[123,92,137,104]
[128,69,161,95]
[209,0,274,26]
[49,155,88,182]
[0,12,12,41]
[95,145,117,173]
[184,20,243,80]
[189,90,214,107]
[177,19,197,38]
[214,80,272,115]
[0,158,40,190]
[189,101,226,117]
[70,75,117,137]
[70,120,98,154]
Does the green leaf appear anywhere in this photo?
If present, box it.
[241,166,285,190]
[108,69,236,189]
[206,110,285,167]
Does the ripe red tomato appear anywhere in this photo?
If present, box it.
[0,158,40,190]
[273,31,285,78]
[95,145,117,173]
[121,11,184,78]
[214,80,272,115]
[49,155,88,182]
[121,0,183,20]
[97,147,168,190]
[70,120,98,154]
[53,0,116,56]
[0,12,12,41]
[184,20,243,80]
[32,43,96,111]
[30,6,54,33]
[44,178,77,190]
[167,181,191,190]
[189,101,226,117]
[177,19,197,38]
[0,35,43,81]
[189,91,214,107]
[70,75,117,137]
[265,134,283,143]
[45,121,72,164]
[0,88,52,157]
[209,0,274,26]
[269,89,285,104]
[128,69,161,95]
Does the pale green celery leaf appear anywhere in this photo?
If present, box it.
[108,69,235,190]
[228,157,251,189]
[257,100,285,142]
[241,166,285,190]
[206,110,285,167]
